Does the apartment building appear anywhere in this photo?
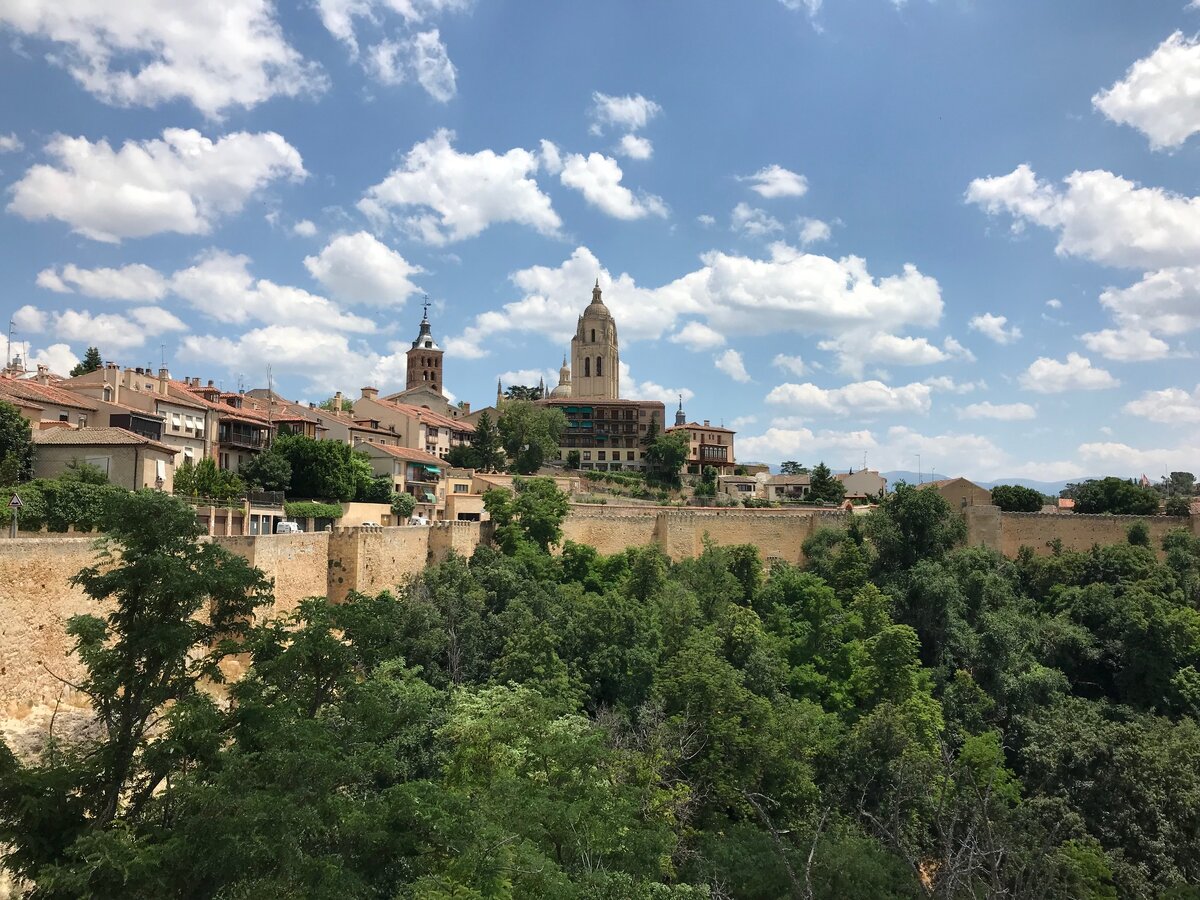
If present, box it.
[353,387,472,459]
[538,397,665,472]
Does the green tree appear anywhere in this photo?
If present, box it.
[469,410,503,472]
[68,346,103,378]
[1167,495,1192,517]
[809,462,846,504]
[483,476,569,552]
[446,444,479,469]
[497,400,566,475]
[237,448,291,492]
[566,449,581,470]
[0,399,35,483]
[991,483,1045,512]
[0,491,271,891]
[780,460,807,475]
[1162,471,1196,498]
[640,412,660,447]
[317,395,354,411]
[503,384,544,401]
[864,480,966,572]
[645,430,690,487]
[174,456,244,500]
[1074,477,1161,515]
[273,434,358,501]
[391,491,416,519]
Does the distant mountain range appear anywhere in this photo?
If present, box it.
[881,471,1092,497]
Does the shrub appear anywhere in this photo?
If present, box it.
[283,501,343,520]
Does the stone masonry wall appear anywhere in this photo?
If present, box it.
[999,510,1195,557]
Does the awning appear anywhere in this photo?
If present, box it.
[422,464,442,473]
[423,491,436,502]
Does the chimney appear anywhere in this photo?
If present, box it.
[36,364,49,385]
[334,390,343,409]
[360,386,378,401]
[207,379,215,388]
[703,419,710,427]
[461,401,471,414]
[158,366,169,394]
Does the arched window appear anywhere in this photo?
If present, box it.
[584,357,591,377]
[596,356,603,376]
[591,328,596,342]
[102,386,113,401]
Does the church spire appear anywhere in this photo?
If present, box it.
[590,278,603,305]
[675,394,686,426]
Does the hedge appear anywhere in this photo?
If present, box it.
[284,501,344,520]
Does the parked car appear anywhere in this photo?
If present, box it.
[409,514,429,526]
[275,520,300,534]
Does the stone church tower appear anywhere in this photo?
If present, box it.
[570,280,619,400]
[406,302,444,396]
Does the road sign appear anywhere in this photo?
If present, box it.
[8,494,22,509]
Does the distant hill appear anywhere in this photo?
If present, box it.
[881,471,1091,497]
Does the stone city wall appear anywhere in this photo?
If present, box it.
[995,509,1195,557]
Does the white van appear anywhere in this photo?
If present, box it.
[408,514,429,526]
[275,520,300,534]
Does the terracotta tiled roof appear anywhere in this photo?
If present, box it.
[668,421,736,433]
[177,385,271,425]
[371,397,467,432]
[0,377,98,411]
[33,426,176,455]
[366,444,448,466]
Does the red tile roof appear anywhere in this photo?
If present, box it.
[33,426,176,455]
[0,377,98,411]
[369,397,467,432]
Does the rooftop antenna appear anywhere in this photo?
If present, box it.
[5,319,13,369]
[160,343,166,369]
[266,364,273,431]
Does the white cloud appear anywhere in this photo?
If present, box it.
[696,214,716,227]
[1123,385,1200,424]
[35,263,167,301]
[617,360,694,406]
[1046,298,1062,309]
[358,129,560,245]
[730,415,758,430]
[798,217,831,246]
[966,164,1200,270]
[765,379,932,416]
[26,344,80,376]
[777,0,823,16]
[773,353,807,377]
[410,29,457,101]
[559,152,667,220]
[737,426,876,465]
[1076,440,1200,475]
[1099,265,1200,335]
[715,348,752,383]
[923,375,985,394]
[18,304,185,352]
[819,331,954,377]
[958,401,1037,421]
[1079,327,1170,361]
[446,242,943,359]
[0,133,22,153]
[1018,353,1119,393]
[968,312,1022,344]
[589,92,661,133]
[293,219,317,237]
[304,231,423,306]
[171,250,375,332]
[731,202,783,237]
[616,134,653,160]
[739,164,808,199]
[670,321,725,351]
[880,425,1010,477]
[9,128,305,243]
[0,0,325,117]
[498,368,553,388]
[1093,32,1200,150]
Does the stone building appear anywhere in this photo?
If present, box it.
[33,426,178,491]
[919,477,992,510]
[380,304,466,419]
[667,417,738,476]
[567,280,619,401]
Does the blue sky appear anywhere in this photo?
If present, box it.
[2,0,1199,479]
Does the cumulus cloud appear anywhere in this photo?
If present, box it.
[798,217,831,246]
[616,134,653,160]
[16,303,185,352]
[737,426,875,464]
[966,163,1200,270]
[445,242,943,358]
[304,231,423,306]
[731,202,783,237]
[1100,265,1200,335]
[1046,298,1062,309]
[589,92,662,133]
[0,0,325,117]
[26,343,80,376]
[0,133,22,153]
[9,128,305,243]
[968,312,1021,344]
[1079,327,1170,361]
[1018,353,1119,393]
[819,332,961,377]
[958,401,1037,421]
[1093,32,1200,149]
[1076,440,1200,475]
[765,379,932,416]
[292,219,318,237]
[36,263,167,301]
[773,354,807,377]
[739,164,808,199]
[715,348,752,383]
[358,129,560,245]
[670,321,725,351]
[923,376,985,394]
[171,250,375,332]
[1123,385,1200,424]
[558,152,667,220]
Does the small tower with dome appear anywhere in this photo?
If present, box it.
[550,355,572,399]
[569,279,620,401]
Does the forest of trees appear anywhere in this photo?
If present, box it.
[3,482,1200,898]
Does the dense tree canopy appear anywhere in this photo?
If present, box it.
[0,398,35,484]
[991,483,1045,512]
[497,400,566,475]
[68,346,103,378]
[5,482,1200,897]
[1072,477,1161,515]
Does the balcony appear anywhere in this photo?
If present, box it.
[219,427,269,450]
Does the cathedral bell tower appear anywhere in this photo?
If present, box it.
[406,297,445,396]
[569,279,620,401]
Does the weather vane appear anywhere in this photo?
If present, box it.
[422,293,431,318]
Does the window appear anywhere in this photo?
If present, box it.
[627,451,635,461]
[102,386,113,402]
[172,412,182,429]
[590,328,596,342]
[584,357,591,377]
[598,451,606,461]
[596,356,603,376]
[582,451,592,461]
[59,413,68,422]
[184,447,194,459]
[453,483,468,493]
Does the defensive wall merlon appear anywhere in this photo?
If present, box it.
[3,505,1198,725]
